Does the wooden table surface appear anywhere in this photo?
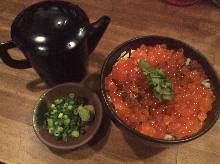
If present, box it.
[0,0,220,164]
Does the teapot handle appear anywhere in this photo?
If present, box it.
[0,40,31,69]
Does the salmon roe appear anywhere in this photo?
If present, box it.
[105,44,215,139]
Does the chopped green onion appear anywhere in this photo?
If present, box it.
[57,126,64,132]
[63,115,68,119]
[44,93,95,141]
[64,118,70,126]
[67,105,73,110]
[50,104,56,109]
[48,128,54,134]
[54,98,63,105]
[71,130,80,138]
[58,113,63,118]
[47,119,53,127]
[69,93,75,98]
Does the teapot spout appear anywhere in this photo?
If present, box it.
[88,16,110,54]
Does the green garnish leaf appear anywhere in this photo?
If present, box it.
[162,94,172,101]
[138,57,173,101]
[139,58,150,71]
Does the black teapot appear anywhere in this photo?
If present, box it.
[0,0,110,86]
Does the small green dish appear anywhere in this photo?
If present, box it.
[33,82,103,150]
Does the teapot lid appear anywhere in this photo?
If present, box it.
[11,1,90,55]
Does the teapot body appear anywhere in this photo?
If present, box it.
[26,38,88,85]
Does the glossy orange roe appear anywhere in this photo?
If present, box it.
[105,44,215,139]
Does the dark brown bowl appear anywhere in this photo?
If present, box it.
[100,36,220,145]
[33,83,103,150]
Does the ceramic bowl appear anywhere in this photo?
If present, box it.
[33,82,103,150]
[100,36,220,145]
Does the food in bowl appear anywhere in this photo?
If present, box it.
[104,44,215,139]
[44,93,95,141]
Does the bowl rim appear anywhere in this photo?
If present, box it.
[165,0,200,6]
[100,35,220,144]
[33,82,103,150]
